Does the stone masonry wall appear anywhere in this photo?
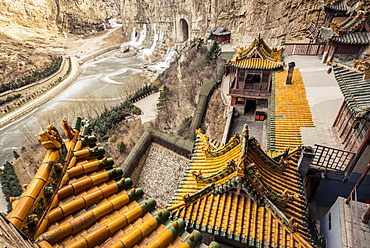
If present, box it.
[136,143,188,208]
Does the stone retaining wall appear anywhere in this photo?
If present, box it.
[188,64,225,140]
[136,144,188,208]
[121,123,194,178]
[121,130,152,178]
[79,45,120,63]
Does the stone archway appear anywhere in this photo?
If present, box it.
[179,19,189,42]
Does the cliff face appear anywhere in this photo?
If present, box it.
[0,0,121,84]
[1,0,369,85]
[0,0,120,38]
[57,0,121,35]
[121,0,321,46]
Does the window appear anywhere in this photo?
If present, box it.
[356,119,369,142]
[238,71,245,83]
[245,73,261,84]
[257,99,267,107]
[262,71,270,83]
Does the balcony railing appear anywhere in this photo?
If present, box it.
[283,43,325,56]
[310,144,355,174]
[229,88,271,97]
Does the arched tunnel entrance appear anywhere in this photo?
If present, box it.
[179,19,189,42]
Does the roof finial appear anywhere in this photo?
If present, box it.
[241,124,249,161]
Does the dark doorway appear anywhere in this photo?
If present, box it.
[244,100,256,114]
[180,19,189,42]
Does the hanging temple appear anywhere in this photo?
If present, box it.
[3,117,316,248]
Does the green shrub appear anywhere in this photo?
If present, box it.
[205,41,221,65]
[13,150,20,159]
[92,100,139,141]
[0,161,23,213]
[0,56,63,94]
[118,142,127,154]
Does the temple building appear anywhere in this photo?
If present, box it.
[167,126,316,247]
[318,0,349,28]
[225,36,284,117]
[320,8,370,62]
[4,117,220,248]
[209,27,231,43]
[331,59,370,173]
[1,116,319,248]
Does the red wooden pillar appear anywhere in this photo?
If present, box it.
[346,163,370,204]
[322,42,330,63]
[267,71,272,91]
[230,97,236,106]
[327,43,338,62]
[346,127,370,174]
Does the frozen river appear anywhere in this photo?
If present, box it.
[0,51,143,166]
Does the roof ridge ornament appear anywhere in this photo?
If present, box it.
[192,160,237,184]
[279,148,291,171]
[353,59,370,80]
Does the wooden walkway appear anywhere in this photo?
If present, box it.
[267,69,315,152]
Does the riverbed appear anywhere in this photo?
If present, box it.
[0,51,142,166]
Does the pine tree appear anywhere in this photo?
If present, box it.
[156,86,170,109]
[205,41,221,65]
[117,142,127,154]
[13,150,20,159]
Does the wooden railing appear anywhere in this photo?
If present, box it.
[310,144,355,173]
[283,43,326,56]
[229,88,271,97]
[307,21,325,43]
[337,44,362,54]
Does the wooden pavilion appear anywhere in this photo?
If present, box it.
[4,117,220,248]
[331,59,370,173]
[209,27,231,43]
[320,9,370,62]
[225,36,284,117]
[318,0,349,28]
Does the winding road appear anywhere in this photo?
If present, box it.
[0,51,143,165]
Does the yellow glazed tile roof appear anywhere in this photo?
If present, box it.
[226,36,284,70]
[267,69,315,152]
[226,58,284,70]
[6,117,219,248]
[167,126,315,247]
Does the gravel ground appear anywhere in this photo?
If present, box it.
[136,143,189,208]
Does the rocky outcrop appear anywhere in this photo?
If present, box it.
[121,0,321,46]
[122,0,370,48]
[0,0,121,85]
[57,0,121,35]
[0,0,120,38]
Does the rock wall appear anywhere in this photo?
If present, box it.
[57,0,121,35]
[0,0,120,38]
[1,0,369,85]
[0,0,121,84]
[121,0,321,47]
